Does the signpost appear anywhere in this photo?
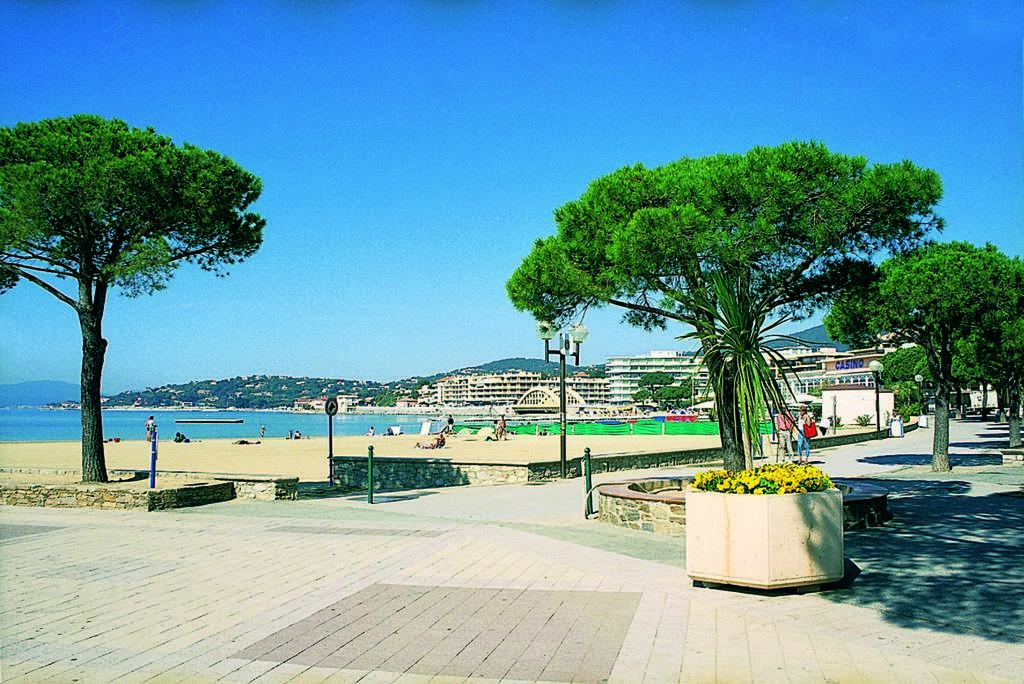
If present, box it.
[149,427,158,489]
[325,397,338,486]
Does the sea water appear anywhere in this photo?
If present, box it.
[0,408,435,442]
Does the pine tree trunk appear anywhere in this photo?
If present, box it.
[932,380,951,472]
[78,303,109,483]
[1008,376,1022,448]
[716,377,745,472]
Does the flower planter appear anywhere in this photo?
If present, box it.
[685,487,844,590]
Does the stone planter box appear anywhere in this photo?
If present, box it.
[685,487,844,590]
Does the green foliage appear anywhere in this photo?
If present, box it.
[826,242,1017,469]
[881,347,930,384]
[855,414,873,427]
[0,115,265,296]
[374,390,397,407]
[105,375,388,409]
[680,270,793,469]
[0,115,265,482]
[638,372,675,392]
[632,388,652,403]
[890,380,921,421]
[507,141,942,470]
[692,462,833,495]
[830,415,844,429]
[653,385,692,409]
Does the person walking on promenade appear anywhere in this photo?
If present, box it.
[773,410,796,462]
[796,406,814,463]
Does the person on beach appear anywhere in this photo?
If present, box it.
[259,425,266,440]
[796,406,814,463]
[416,433,446,449]
[145,416,156,442]
[496,415,507,440]
[366,426,376,436]
[446,414,455,435]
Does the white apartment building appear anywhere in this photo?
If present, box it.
[606,346,891,406]
[432,371,609,408]
[605,351,708,405]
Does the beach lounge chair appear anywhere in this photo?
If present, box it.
[386,425,402,436]
[419,421,432,436]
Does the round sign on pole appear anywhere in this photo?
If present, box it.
[325,398,339,416]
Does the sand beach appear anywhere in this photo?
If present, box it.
[0,432,723,482]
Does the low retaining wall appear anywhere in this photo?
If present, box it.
[330,427,909,493]
[0,469,297,511]
[0,481,235,511]
[331,456,529,491]
[597,477,891,536]
[1002,449,1024,466]
[598,478,689,536]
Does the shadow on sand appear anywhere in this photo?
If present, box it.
[824,477,1024,642]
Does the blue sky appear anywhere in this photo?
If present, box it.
[2,1,1022,392]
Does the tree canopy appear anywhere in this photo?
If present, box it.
[507,141,943,470]
[638,372,675,393]
[0,115,265,481]
[826,242,1016,469]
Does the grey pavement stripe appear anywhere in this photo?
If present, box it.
[234,583,640,683]
[0,523,64,542]
[269,525,446,537]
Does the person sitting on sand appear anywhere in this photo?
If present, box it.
[366,426,376,436]
[416,433,446,449]
[294,430,302,440]
[173,432,190,443]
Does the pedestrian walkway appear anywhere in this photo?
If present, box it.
[2,419,1022,682]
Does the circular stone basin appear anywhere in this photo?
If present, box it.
[596,476,890,535]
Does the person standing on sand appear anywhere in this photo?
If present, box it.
[259,425,266,440]
[145,416,156,442]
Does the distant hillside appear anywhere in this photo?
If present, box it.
[0,381,80,407]
[434,357,604,379]
[766,324,849,352]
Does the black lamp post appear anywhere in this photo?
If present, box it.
[537,320,588,478]
[869,360,884,433]
[914,374,925,414]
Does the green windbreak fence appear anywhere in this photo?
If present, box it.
[454,420,772,436]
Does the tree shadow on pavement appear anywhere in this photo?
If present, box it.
[861,452,1003,467]
[825,478,1024,642]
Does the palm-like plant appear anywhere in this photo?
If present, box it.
[681,271,799,470]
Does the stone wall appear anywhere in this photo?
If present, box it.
[598,481,687,536]
[0,481,235,511]
[212,476,298,500]
[1002,449,1024,466]
[331,456,529,492]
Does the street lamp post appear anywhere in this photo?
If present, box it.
[914,374,925,414]
[869,360,885,434]
[537,321,588,478]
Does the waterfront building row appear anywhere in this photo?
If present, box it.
[425,371,609,408]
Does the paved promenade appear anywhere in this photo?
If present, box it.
[2,419,1022,682]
